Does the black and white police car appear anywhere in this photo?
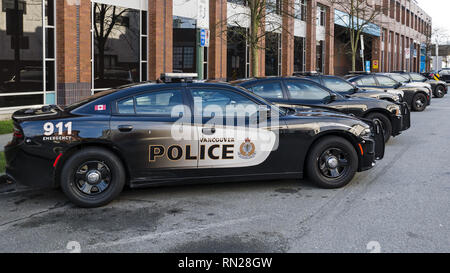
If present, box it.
[2,74,385,207]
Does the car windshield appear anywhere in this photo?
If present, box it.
[389,74,409,83]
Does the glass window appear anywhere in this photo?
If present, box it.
[294,0,307,21]
[250,82,284,99]
[322,77,355,93]
[354,76,377,86]
[0,0,44,94]
[389,74,409,83]
[286,81,331,101]
[93,4,140,89]
[118,98,135,114]
[265,32,281,76]
[410,73,426,81]
[227,27,248,81]
[294,37,305,72]
[191,89,259,117]
[376,76,398,87]
[134,90,184,116]
[173,16,197,73]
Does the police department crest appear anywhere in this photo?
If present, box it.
[239,138,256,159]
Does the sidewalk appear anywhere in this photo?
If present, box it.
[0,134,12,152]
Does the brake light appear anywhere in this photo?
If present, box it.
[13,128,23,139]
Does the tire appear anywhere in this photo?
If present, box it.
[434,85,445,98]
[412,93,427,112]
[306,136,358,189]
[60,147,126,208]
[366,112,392,143]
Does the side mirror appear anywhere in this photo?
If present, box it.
[329,93,338,102]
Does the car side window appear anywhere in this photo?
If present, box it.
[355,76,377,86]
[286,81,331,101]
[322,77,354,93]
[439,70,450,76]
[376,76,398,87]
[117,90,184,116]
[249,82,284,99]
[117,98,135,114]
[190,88,259,117]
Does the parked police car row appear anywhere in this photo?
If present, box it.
[1,71,443,207]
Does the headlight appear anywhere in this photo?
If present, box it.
[387,104,401,117]
[350,124,371,137]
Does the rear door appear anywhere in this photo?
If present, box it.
[110,87,199,179]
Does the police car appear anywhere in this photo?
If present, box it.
[2,74,385,207]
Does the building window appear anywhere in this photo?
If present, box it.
[227,26,249,80]
[295,0,307,21]
[267,0,282,15]
[316,40,324,73]
[92,3,141,90]
[294,36,305,72]
[265,32,281,76]
[173,16,197,74]
[0,0,56,109]
[317,4,325,26]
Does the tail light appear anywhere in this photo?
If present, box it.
[13,127,24,140]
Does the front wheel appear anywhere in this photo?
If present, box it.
[412,93,427,112]
[366,112,392,143]
[434,85,445,98]
[306,136,358,189]
[60,147,126,208]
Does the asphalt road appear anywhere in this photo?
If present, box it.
[0,96,449,253]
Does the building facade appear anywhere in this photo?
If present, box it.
[0,0,431,113]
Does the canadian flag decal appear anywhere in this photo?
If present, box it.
[95,105,106,111]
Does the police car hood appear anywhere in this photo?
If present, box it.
[403,81,432,90]
[277,104,361,120]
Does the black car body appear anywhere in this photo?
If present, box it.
[392,71,448,98]
[233,77,410,143]
[3,78,385,207]
[296,74,402,103]
[346,73,431,112]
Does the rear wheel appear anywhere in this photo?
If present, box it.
[412,93,427,112]
[306,136,358,189]
[434,85,445,98]
[60,147,126,208]
[366,112,392,143]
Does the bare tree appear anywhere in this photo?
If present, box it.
[221,0,298,77]
[330,0,386,71]
[93,3,134,79]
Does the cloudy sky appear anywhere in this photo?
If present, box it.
[417,0,449,38]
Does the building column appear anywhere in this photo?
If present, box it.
[209,0,227,80]
[281,0,295,76]
[148,0,173,81]
[56,0,91,105]
[324,6,334,75]
[305,0,317,71]
[371,37,381,73]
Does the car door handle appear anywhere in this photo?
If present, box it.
[118,125,133,132]
[202,128,216,135]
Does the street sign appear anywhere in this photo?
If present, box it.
[373,60,379,70]
[405,48,411,59]
[199,29,209,47]
[365,61,371,72]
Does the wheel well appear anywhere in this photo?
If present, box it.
[53,143,131,188]
[363,109,392,123]
[303,132,361,174]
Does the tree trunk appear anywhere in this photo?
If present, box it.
[251,44,259,77]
